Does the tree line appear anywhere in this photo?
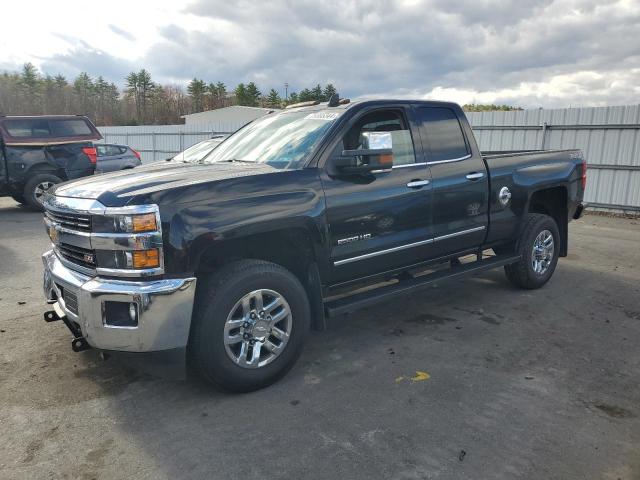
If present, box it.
[0,63,342,126]
[0,63,520,126]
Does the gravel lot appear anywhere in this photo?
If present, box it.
[1,196,639,480]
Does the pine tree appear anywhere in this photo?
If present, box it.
[266,89,281,108]
[19,63,41,114]
[245,82,261,107]
[323,84,337,101]
[73,72,95,117]
[234,83,247,106]
[296,89,308,102]
[311,84,323,101]
[187,78,206,112]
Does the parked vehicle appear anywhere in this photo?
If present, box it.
[96,144,141,172]
[41,99,586,392]
[0,115,102,209]
[168,136,225,163]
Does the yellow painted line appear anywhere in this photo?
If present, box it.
[411,371,430,382]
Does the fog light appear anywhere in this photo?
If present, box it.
[129,303,137,323]
[132,249,160,269]
[104,301,138,327]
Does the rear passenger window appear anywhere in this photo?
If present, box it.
[417,107,469,162]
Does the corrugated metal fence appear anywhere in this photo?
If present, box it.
[99,105,640,213]
[98,122,242,163]
[467,105,640,213]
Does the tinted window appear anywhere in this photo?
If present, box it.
[50,119,92,136]
[5,119,50,137]
[4,118,92,138]
[417,107,469,162]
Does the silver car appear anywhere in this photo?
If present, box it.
[96,144,142,172]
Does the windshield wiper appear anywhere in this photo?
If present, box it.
[219,158,255,164]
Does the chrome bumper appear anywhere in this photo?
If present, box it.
[42,249,197,352]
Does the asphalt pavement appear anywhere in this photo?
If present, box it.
[1,197,639,480]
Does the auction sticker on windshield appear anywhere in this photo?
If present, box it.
[305,112,340,120]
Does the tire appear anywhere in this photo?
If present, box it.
[189,259,310,392]
[23,173,62,210]
[504,213,560,289]
[11,194,26,205]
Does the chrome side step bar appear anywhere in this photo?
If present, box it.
[324,254,521,318]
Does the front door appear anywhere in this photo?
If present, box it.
[321,107,433,284]
[414,105,488,258]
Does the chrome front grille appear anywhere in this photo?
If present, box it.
[57,242,96,269]
[45,210,91,232]
[42,193,164,278]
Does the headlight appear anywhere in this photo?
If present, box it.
[93,213,158,233]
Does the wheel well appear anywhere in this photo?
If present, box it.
[195,228,316,285]
[25,164,65,180]
[528,187,568,256]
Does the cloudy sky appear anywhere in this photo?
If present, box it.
[2,0,639,108]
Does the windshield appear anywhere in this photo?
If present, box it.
[172,139,222,162]
[203,110,340,169]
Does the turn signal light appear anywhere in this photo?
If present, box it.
[131,213,157,232]
[132,249,160,269]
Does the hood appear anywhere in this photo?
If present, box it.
[51,161,275,204]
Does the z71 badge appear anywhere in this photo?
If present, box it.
[337,233,372,245]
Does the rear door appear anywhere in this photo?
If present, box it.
[414,105,488,258]
[321,106,433,284]
[96,144,123,172]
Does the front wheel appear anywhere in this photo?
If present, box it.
[189,260,310,392]
[504,213,560,289]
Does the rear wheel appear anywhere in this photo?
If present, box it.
[23,173,62,210]
[189,259,310,392]
[504,213,560,289]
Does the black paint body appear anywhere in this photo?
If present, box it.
[50,100,585,289]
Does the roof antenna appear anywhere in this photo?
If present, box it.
[327,93,340,107]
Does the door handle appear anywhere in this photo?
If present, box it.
[466,172,485,180]
[406,179,430,188]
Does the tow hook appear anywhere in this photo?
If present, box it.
[71,337,91,352]
[43,310,59,323]
[44,309,92,353]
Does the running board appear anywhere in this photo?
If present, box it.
[324,254,521,318]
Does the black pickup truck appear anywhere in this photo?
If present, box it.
[41,99,586,392]
[0,115,102,209]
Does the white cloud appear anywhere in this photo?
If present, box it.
[1,0,639,108]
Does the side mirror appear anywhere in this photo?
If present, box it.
[334,131,394,174]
